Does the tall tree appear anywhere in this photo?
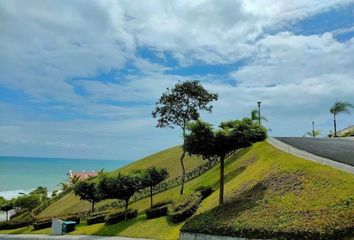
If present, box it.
[0,198,14,222]
[330,101,354,137]
[152,80,218,195]
[74,181,101,212]
[139,167,168,208]
[184,118,267,205]
[97,173,141,220]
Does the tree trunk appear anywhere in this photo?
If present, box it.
[150,186,153,208]
[6,211,8,222]
[125,200,129,221]
[91,202,95,212]
[219,156,225,205]
[180,149,186,195]
[334,114,337,137]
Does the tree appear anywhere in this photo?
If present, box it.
[152,80,218,195]
[184,118,267,205]
[30,186,48,202]
[304,121,321,138]
[0,198,14,222]
[139,167,168,208]
[70,175,81,185]
[74,181,101,212]
[13,194,41,211]
[97,173,141,220]
[60,182,69,191]
[330,101,353,137]
[251,109,267,123]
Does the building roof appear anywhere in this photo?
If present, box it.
[67,170,98,180]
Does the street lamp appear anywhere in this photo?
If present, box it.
[257,101,262,126]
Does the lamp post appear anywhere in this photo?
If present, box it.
[312,121,315,138]
[257,101,262,126]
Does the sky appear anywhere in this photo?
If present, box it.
[0,0,354,161]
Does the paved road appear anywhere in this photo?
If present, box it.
[267,137,354,174]
[0,235,149,240]
[275,137,354,166]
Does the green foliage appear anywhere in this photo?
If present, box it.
[251,109,267,122]
[104,209,138,225]
[0,199,14,221]
[0,220,31,230]
[152,80,218,130]
[194,186,213,200]
[33,219,51,230]
[168,192,202,223]
[74,181,101,212]
[14,194,41,211]
[87,214,106,225]
[330,100,354,115]
[98,172,141,220]
[145,200,172,219]
[184,118,267,204]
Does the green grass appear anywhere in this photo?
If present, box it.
[37,146,204,218]
[2,142,353,239]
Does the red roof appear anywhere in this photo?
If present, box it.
[68,170,98,180]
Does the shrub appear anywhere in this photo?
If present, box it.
[194,186,213,199]
[33,219,51,230]
[0,220,31,230]
[146,205,168,219]
[104,209,137,225]
[87,214,105,225]
[168,193,202,223]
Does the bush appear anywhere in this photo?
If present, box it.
[0,220,31,230]
[194,186,213,199]
[168,193,202,223]
[146,205,168,219]
[104,209,138,225]
[33,219,51,230]
[87,214,106,225]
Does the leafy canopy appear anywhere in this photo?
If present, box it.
[184,118,267,160]
[74,181,101,204]
[330,101,354,115]
[138,167,169,188]
[152,80,218,130]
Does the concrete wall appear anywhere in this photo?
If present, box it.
[180,232,266,240]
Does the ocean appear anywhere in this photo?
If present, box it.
[0,156,129,199]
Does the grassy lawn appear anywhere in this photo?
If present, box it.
[2,142,353,239]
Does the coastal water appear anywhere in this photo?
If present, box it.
[0,156,129,199]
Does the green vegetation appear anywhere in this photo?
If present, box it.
[2,142,352,239]
[152,80,218,195]
[74,181,101,212]
[184,118,267,204]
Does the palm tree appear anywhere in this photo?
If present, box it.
[329,101,354,137]
[70,175,81,185]
[305,130,321,138]
[251,109,267,123]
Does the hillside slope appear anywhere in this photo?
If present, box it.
[38,146,204,217]
[3,142,353,240]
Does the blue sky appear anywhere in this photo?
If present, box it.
[0,0,353,160]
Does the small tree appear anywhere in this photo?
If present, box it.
[184,118,267,205]
[330,101,354,137]
[98,173,141,220]
[140,167,168,208]
[0,198,14,222]
[70,175,81,185]
[152,80,218,195]
[13,194,41,211]
[251,109,267,123]
[30,186,48,202]
[74,181,101,212]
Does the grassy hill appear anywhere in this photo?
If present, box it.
[37,145,204,218]
[1,142,353,239]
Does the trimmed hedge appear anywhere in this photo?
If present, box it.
[168,192,202,223]
[145,200,172,219]
[87,214,106,225]
[104,209,138,225]
[33,219,51,230]
[195,186,213,199]
[61,215,80,224]
[0,220,31,230]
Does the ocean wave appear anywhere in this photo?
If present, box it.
[0,189,34,199]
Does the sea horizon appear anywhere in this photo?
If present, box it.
[0,155,130,199]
